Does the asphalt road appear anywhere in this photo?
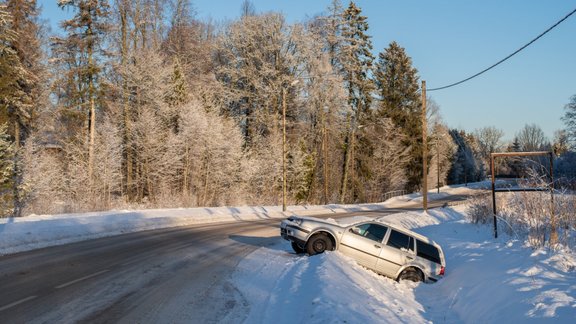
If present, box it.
[0,195,472,323]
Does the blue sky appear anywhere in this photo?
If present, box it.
[40,0,576,142]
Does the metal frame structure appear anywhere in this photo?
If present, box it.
[490,151,554,239]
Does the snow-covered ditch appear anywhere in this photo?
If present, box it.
[234,206,576,323]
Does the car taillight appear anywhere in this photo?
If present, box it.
[439,266,445,276]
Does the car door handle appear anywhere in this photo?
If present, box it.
[406,256,414,260]
[374,245,381,249]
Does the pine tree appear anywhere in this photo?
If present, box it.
[374,41,422,192]
[0,1,44,217]
[2,0,43,147]
[52,0,111,183]
[0,122,15,216]
[164,58,188,133]
[338,1,375,203]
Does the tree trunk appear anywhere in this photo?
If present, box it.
[340,115,352,203]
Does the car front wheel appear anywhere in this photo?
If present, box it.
[306,234,333,256]
[291,241,306,254]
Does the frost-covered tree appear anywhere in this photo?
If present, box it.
[361,119,411,201]
[215,13,297,147]
[474,126,504,172]
[0,1,45,217]
[374,41,422,192]
[0,123,15,216]
[562,94,576,148]
[447,130,484,185]
[176,101,245,206]
[553,130,569,157]
[516,123,549,152]
[290,20,347,204]
[428,123,456,190]
[2,0,43,147]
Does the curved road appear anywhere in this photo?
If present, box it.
[0,195,472,323]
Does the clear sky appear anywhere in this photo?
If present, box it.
[40,0,576,142]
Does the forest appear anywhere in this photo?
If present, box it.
[1,0,575,217]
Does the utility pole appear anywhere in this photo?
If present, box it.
[437,131,440,194]
[282,86,287,212]
[422,81,428,211]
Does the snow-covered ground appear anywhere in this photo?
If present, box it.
[1,182,575,322]
[0,184,482,256]
[235,207,576,323]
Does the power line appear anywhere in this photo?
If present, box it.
[428,7,576,92]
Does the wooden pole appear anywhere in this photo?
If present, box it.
[491,153,498,238]
[550,152,557,244]
[282,87,287,212]
[422,81,428,211]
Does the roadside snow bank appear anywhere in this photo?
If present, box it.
[233,206,576,323]
[0,202,399,256]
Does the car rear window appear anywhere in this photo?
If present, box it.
[416,240,441,264]
[386,230,414,252]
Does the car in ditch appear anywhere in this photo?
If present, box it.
[280,216,446,283]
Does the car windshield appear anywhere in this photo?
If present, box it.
[351,223,388,242]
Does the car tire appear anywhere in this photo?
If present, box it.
[306,234,333,256]
[291,242,306,254]
[398,268,423,282]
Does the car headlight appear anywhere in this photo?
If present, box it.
[288,216,304,226]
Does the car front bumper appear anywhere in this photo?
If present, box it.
[280,222,310,245]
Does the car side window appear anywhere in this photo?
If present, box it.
[416,240,441,264]
[386,230,414,252]
[350,223,388,243]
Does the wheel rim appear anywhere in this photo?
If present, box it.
[314,240,326,252]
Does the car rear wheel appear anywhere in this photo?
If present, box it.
[398,268,423,282]
[291,242,306,254]
[306,234,333,256]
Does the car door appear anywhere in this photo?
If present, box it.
[376,229,415,278]
[339,223,388,270]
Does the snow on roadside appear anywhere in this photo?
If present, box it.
[0,203,385,256]
[232,206,576,323]
[0,184,482,256]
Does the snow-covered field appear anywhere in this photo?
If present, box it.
[1,183,575,322]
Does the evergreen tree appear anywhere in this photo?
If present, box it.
[164,58,188,133]
[2,0,43,147]
[0,122,15,216]
[338,1,375,203]
[447,130,483,185]
[374,41,422,192]
[52,0,111,182]
[0,1,44,217]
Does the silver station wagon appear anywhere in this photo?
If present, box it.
[280,216,446,282]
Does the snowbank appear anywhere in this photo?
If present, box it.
[0,184,482,256]
[233,206,576,323]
